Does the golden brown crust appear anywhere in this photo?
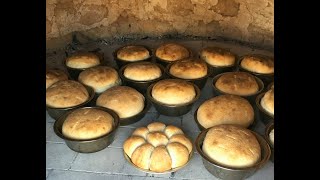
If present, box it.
[96,86,145,118]
[156,43,190,61]
[169,134,193,154]
[123,136,146,158]
[124,62,162,81]
[169,58,208,79]
[164,125,184,138]
[131,143,155,170]
[261,88,274,115]
[66,52,100,69]
[46,69,68,89]
[202,125,261,168]
[241,55,274,74]
[132,127,150,139]
[150,146,172,172]
[147,132,169,147]
[46,80,89,108]
[147,122,166,132]
[152,79,196,105]
[123,122,193,172]
[116,45,150,61]
[62,108,113,140]
[197,95,254,129]
[215,72,259,96]
[200,47,236,66]
[78,66,121,93]
[167,142,189,168]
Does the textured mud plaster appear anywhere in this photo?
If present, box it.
[212,0,240,17]
[46,0,274,50]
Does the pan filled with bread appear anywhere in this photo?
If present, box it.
[53,106,120,153]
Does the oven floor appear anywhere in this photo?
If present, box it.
[46,39,274,180]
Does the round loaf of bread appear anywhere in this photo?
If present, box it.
[116,45,150,61]
[96,86,145,118]
[169,58,208,79]
[200,47,236,66]
[78,66,121,93]
[124,62,162,81]
[152,79,196,105]
[261,88,274,115]
[123,122,193,172]
[66,52,100,69]
[155,43,190,61]
[46,69,68,89]
[197,95,254,129]
[62,108,113,140]
[202,124,261,168]
[240,55,274,74]
[215,72,259,96]
[46,80,89,108]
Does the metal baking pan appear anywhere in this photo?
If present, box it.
[255,92,274,125]
[265,121,274,162]
[113,44,153,69]
[211,72,264,105]
[165,60,213,89]
[195,128,271,180]
[53,106,120,153]
[118,62,166,94]
[46,85,95,121]
[146,80,201,116]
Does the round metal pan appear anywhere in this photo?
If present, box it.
[164,60,213,90]
[146,80,201,116]
[118,62,166,94]
[255,92,274,125]
[113,45,153,69]
[53,106,120,153]
[65,50,105,80]
[211,72,264,105]
[195,128,271,180]
[123,141,194,174]
[46,85,95,121]
[237,54,274,88]
[265,121,274,162]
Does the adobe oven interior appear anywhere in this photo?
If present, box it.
[46,0,273,51]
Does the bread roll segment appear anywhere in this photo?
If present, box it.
[123,122,193,172]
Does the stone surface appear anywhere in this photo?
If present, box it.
[46,40,274,180]
[46,0,274,50]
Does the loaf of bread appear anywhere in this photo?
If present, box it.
[96,86,145,118]
[197,95,254,129]
[116,45,150,61]
[203,124,261,168]
[62,108,114,140]
[78,66,121,93]
[156,43,190,61]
